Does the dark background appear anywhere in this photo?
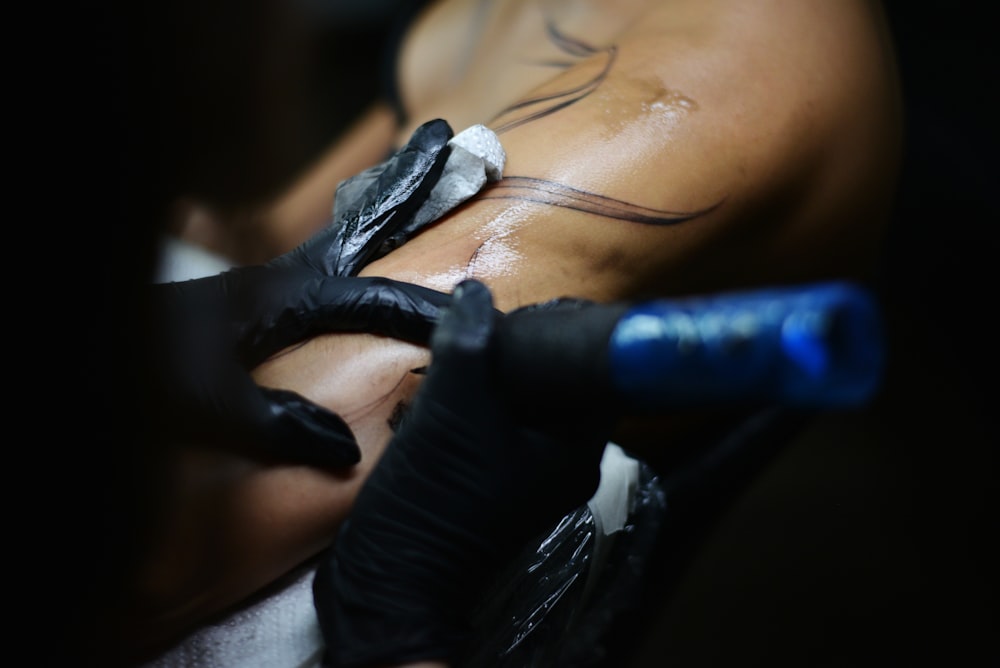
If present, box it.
[59,1,995,664]
[618,4,997,664]
[622,4,997,664]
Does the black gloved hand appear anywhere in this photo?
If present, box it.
[270,117,454,279]
[147,119,457,468]
[313,280,613,667]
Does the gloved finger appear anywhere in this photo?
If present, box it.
[223,377,362,468]
[155,342,362,469]
[278,119,455,278]
[236,276,454,368]
[251,387,362,468]
[310,277,451,344]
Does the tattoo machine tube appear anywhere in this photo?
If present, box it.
[496,282,885,414]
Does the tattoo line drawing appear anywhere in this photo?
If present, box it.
[484,13,722,230]
[478,177,719,226]
[491,20,617,134]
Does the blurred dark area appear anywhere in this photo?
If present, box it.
[612,4,997,666]
[58,1,994,665]
[61,2,417,663]
[878,3,997,417]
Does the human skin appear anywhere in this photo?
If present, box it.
[132,0,903,664]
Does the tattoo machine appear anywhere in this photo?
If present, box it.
[497,281,885,413]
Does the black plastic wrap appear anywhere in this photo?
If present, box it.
[458,453,668,667]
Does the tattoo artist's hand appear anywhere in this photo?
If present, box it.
[313,280,613,667]
[148,119,457,468]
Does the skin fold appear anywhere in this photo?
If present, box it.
[132,0,903,663]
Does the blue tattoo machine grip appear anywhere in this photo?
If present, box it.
[496,282,885,414]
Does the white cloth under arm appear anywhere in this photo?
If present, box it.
[141,443,640,668]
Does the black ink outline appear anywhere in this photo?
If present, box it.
[492,20,617,134]
[477,176,720,225]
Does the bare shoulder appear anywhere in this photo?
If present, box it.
[378,0,902,306]
[588,0,907,288]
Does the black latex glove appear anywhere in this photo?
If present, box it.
[313,280,613,667]
[271,117,454,280]
[148,119,457,468]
